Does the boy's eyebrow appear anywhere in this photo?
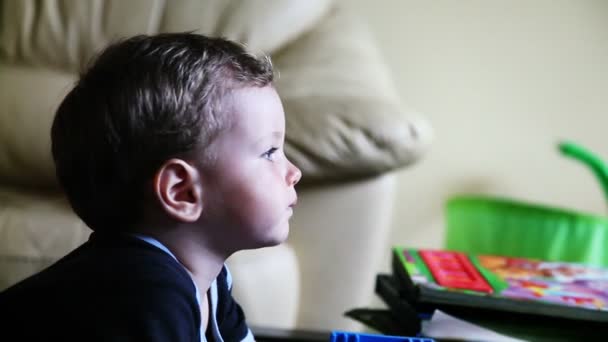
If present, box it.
[254,131,284,145]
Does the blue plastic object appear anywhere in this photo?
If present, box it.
[330,331,435,342]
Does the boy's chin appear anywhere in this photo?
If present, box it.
[258,223,291,248]
[234,224,290,251]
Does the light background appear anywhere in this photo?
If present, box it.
[345,0,608,260]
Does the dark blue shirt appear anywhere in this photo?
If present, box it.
[0,232,251,341]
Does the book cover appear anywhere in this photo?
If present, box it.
[391,247,608,323]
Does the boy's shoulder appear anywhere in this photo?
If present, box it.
[0,232,202,340]
[76,231,196,287]
[1,232,195,300]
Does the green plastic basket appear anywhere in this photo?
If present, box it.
[445,141,608,266]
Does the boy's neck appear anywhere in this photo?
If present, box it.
[145,226,227,293]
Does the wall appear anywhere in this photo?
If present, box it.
[345,0,608,264]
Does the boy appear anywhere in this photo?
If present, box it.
[0,33,301,341]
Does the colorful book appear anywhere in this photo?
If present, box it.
[390,247,608,323]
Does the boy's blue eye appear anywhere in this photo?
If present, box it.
[262,147,278,161]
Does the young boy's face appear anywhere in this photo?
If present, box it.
[200,86,301,251]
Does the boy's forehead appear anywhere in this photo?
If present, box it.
[226,86,285,130]
[230,85,282,109]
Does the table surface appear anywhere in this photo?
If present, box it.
[252,326,331,342]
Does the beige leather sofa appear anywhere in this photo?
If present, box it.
[0,0,431,331]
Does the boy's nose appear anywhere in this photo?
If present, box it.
[287,162,302,187]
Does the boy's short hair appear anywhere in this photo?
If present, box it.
[51,33,274,232]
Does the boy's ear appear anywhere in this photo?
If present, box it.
[153,159,203,223]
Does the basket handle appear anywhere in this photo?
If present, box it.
[559,141,608,205]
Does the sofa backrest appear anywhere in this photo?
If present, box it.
[0,0,431,189]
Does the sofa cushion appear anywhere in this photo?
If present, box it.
[0,187,91,289]
[274,6,432,184]
[227,245,300,329]
[0,65,75,188]
[0,0,431,187]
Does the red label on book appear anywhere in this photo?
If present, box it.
[419,250,493,293]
